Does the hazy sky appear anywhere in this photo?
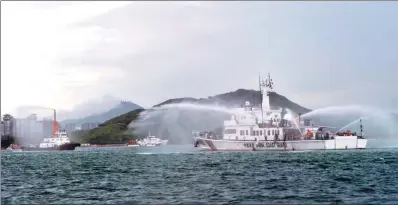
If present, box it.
[2,1,398,115]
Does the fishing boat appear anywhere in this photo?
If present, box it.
[193,73,368,151]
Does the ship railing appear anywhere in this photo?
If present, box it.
[335,132,358,136]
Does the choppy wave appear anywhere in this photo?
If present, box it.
[2,147,398,204]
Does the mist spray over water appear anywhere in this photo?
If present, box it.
[336,117,369,133]
[284,108,302,136]
[151,103,236,114]
[12,106,56,146]
[301,105,390,120]
[129,103,234,144]
[299,105,398,147]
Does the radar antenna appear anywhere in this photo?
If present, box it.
[265,73,274,91]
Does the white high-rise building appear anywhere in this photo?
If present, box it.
[13,114,44,140]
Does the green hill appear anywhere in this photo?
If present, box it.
[71,109,145,144]
[73,89,311,144]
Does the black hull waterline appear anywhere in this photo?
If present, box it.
[21,143,81,151]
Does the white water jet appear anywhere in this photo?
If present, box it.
[283,113,293,121]
[336,117,369,133]
[285,108,302,136]
[301,105,380,119]
[299,105,398,140]
[151,103,235,114]
[129,102,235,144]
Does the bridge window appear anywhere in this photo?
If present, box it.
[272,130,275,135]
[224,129,237,134]
[260,130,262,136]
[267,130,270,136]
[246,130,248,135]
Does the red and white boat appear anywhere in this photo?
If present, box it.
[5,144,22,152]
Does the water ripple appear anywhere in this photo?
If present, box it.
[2,147,398,204]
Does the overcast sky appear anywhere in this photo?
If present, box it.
[2,1,398,116]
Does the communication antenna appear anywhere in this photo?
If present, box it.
[265,73,274,93]
[259,74,264,124]
[360,118,363,138]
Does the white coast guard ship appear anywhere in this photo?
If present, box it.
[193,74,367,151]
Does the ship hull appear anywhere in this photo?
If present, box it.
[137,140,168,147]
[194,136,367,151]
[138,143,166,147]
[21,143,81,151]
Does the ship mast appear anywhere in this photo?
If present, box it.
[260,73,273,112]
[266,73,274,93]
[259,75,264,124]
[266,73,274,125]
[360,118,363,138]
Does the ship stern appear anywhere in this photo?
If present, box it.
[59,142,81,150]
[357,139,368,149]
[194,137,211,151]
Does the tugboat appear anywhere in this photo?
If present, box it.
[20,109,80,151]
[21,130,81,151]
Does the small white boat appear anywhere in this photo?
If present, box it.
[4,144,22,152]
[127,144,140,147]
[137,133,168,147]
